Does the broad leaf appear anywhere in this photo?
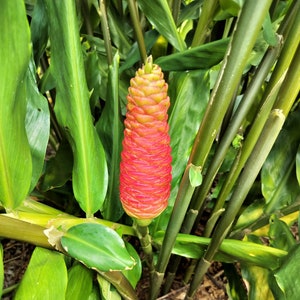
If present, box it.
[272,244,300,300]
[96,53,124,221]
[15,247,67,300]
[262,108,300,214]
[25,59,50,192]
[61,223,136,272]
[155,38,229,71]
[66,263,94,300]
[168,70,210,202]
[241,265,274,300]
[137,0,186,51]
[45,0,108,216]
[0,0,32,209]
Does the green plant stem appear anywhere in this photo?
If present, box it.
[189,35,282,238]
[186,109,287,299]
[127,0,147,63]
[191,0,219,47]
[151,166,195,300]
[134,221,154,270]
[98,0,113,65]
[186,31,300,298]
[171,0,181,26]
[204,0,300,235]
[151,1,274,297]
[0,215,51,248]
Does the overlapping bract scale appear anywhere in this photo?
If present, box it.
[120,62,172,220]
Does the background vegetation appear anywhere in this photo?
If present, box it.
[0,0,300,299]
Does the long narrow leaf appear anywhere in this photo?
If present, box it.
[137,0,186,51]
[0,0,32,209]
[25,59,50,192]
[96,53,124,221]
[45,0,108,216]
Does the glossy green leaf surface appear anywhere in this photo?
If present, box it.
[153,231,286,269]
[66,263,94,300]
[137,0,186,51]
[168,70,210,202]
[45,0,108,216]
[25,59,50,192]
[155,38,229,71]
[0,0,32,209]
[61,223,136,272]
[96,53,124,221]
[262,108,300,214]
[14,247,67,300]
[189,164,203,188]
[30,0,48,64]
[272,244,300,300]
[122,242,142,288]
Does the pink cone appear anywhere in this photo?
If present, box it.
[120,59,172,221]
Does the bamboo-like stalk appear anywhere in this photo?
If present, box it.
[127,0,147,63]
[98,0,113,65]
[186,35,300,300]
[204,1,300,236]
[0,215,51,248]
[191,0,219,47]
[162,32,283,292]
[151,1,275,298]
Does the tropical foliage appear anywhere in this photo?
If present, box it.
[0,0,300,299]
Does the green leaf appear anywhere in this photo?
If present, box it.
[30,0,48,64]
[66,263,94,300]
[61,223,136,272]
[262,109,300,214]
[122,242,142,289]
[97,275,122,300]
[263,12,278,47]
[0,0,32,209]
[168,70,210,203]
[189,164,203,187]
[241,265,274,300]
[268,214,296,251]
[25,59,50,192]
[45,0,108,216]
[15,247,67,300]
[137,0,186,51]
[272,244,300,300]
[153,231,287,269]
[0,243,3,298]
[119,30,160,73]
[39,139,73,191]
[96,53,124,221]
[155,38,229,71]
[219,0,243,17]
